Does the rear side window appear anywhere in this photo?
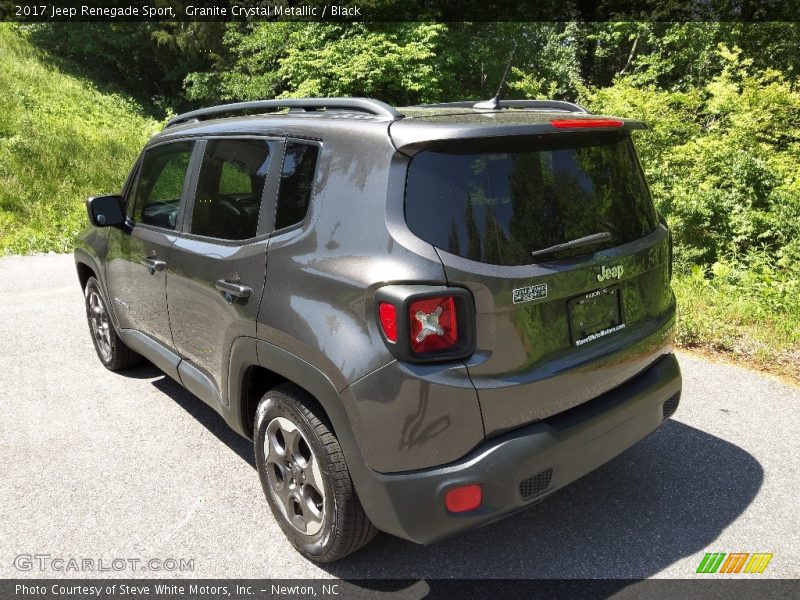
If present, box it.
[131,141,194,230]
[191,139,273,240]
[405,134,657,266]
[274,141,319,230]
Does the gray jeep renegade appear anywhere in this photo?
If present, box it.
[75,97,681,562]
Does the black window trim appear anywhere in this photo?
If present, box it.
[177,135,286,247]
[125,137,202,234]
[120,151,143,211]
[269,137,323,238]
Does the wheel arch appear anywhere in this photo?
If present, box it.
[227,338,391,534]
[76,260,96,290]
[229,340,365,472]
[74,249,102,290]
[75,249,122,330]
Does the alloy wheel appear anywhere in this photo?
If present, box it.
[264,416,326,535]
[87,289,112,362]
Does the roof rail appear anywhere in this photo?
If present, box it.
[412,99,588,113]
[165,97,402,128]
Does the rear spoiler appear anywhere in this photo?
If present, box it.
[389,117,647,156]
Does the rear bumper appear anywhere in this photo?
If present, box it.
[355,352,682,544]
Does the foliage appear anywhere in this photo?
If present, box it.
[673,251,800,377]
[183,22,587,106]
[582,45,800,374]
[276,23,446,104]
[184,22,450,104]
[23,21,800,108]
[25,22,226,109]
[184,23,297,104]
[0,25,159,254]
[583,46,800,271]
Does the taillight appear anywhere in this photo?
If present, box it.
[551,118,624,128]
[409,296,458,353]
[374,285,475,362]
[445,484,482,513]
[668,228,674,281]
[378,302,397,342]
[659,213,673,282]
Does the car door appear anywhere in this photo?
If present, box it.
[105,140,198,351]
[166,136,282,407]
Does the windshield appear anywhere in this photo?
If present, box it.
[404,134,657,266]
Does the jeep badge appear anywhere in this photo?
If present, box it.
[597,264,624,282]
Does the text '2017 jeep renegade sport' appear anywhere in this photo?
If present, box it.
[75,97,681,562]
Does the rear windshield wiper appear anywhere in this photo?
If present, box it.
[530,231,612,259]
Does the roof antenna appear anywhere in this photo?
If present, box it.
[474,42,518,110]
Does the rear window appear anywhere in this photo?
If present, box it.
[274,141,319,231]
[405,134,657,265]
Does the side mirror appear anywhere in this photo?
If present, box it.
[86,195,125,228]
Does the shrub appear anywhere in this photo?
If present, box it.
[582,46,800,274]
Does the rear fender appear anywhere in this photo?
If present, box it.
[227,339,372,486]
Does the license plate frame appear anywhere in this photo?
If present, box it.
[568,286,625,347]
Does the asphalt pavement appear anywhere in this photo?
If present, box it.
[0,253,797,580]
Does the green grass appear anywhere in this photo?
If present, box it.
[673,260,800,383]
[0,24,159,254]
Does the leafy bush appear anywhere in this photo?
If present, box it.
[583,46,800,272]
[584,46,800,373]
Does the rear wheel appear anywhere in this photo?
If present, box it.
[254,384,377,562]
[84,276,142,371]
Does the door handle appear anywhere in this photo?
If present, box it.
[215,278,252,300]
[140,256,166,274]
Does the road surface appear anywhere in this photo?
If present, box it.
[0,253,797,580]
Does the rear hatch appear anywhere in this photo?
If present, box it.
[399,120,675,437]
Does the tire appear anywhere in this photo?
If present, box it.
[254,384,377,562]
[84,276,142,371]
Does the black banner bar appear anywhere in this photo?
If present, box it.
[3,579,800,600]
[2,0,800,23]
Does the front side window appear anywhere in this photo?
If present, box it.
[274,141,319,231]
[190,139,273,240]
[405,134,658,266]
[130,141,194,230]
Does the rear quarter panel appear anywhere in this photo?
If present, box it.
[255,124,486,472]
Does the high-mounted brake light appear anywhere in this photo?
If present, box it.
[378,302,397,342]
[409,296,458,353]
[551,118,624,129]
[445,484,482,513]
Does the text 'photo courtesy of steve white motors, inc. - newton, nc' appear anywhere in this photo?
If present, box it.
[14,582,343,598]
[14,3,362,19]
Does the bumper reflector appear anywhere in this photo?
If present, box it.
[445,484,482,513]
